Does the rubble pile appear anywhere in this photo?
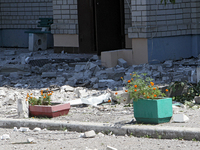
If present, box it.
[0,49,198,90]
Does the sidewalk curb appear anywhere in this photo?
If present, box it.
[0,118,200,141]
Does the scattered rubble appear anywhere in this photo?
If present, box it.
[106,145,118,150]
[172,114,190,123]
[19,127,30,132]
[1,134,10,140]
[83,130,96,138]
[1,49,200,136]
[0,48,199,90]
[33,127,41,132]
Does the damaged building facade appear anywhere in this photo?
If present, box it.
[0,0,200,65]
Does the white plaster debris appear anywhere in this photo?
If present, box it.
[83,130,96,138]
[27,138,35,143]
[79,133,85,138]
[13,127,18,132]
[19,127,30,132]
[106,145,118,150]
[1,134,10,140]
[172,114,190,123]
[33,127,41,132]
[17,99,29,118]
[68,93,111,106]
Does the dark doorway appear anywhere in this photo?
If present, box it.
[78,0,124,55]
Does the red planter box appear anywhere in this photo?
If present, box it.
[29,103,70,118]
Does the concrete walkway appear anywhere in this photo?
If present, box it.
[0,118,200,141]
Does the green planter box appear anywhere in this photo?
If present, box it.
[133,98,172,124]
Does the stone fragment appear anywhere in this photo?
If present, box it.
[75,65,85,72]
[62,73,73,79]
[117,58,128,68]
[172,105,179,114]
[41,72,57,78]
[0,75,3,81]
[14,83,23,88]
[74,88,89,98]
[57,68,64,72]
[152,71,160,78]
[162,76,170,82]
[1,134,10,140]
[0,90,6,97]
[190,69,197,83]
[108,70,125,81]
[95,70,109,79]
[163,60,173,68]
[97,132,105,137]
[106,145,118,150]
[33,127,41,132]
[61,85,74,92]
[83,130,96,138]
[172,114,189,123]
[56,76,66,83]
[27,138,35,143]
[4,50,16,56]
[19,127,30,132]
[91,55,99,61]
[9,72,19,79]
[83,70,93,79]
[98,79,115,88]
[63,64,69,70]
[150,65,158,70]
[0,64,31,72]
[66,79,77,87]
[194,96,200,104]
[13,127,18,132]
[17,99,29,118]
[111,90,131,104]
[93,65,101,75]
[89,77,98,84]
[4,93,17,105]
[93,84,98,89]
[157,66,163,72]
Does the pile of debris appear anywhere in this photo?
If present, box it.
[0,49,198,91]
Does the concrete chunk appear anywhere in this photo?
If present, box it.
[17,99,29,118]
[0,75,3,81]
[163,60,173,68]
[1,134,10,140]
[19,127,30,132]
[4,50,16,56]
[75,65,85,72]
[106,145,118,150]
[84,130,96,138]
[33,127,41,132]
[173,114,189,123]
[27,138,35,143]
[9,72,19,79]
[117,58,128,68]
[41,72,57,78]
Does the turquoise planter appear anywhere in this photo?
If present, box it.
[133,98,172,124]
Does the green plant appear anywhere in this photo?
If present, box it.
[26,89,53,106]
[120,72,166,101]
[143,135,151,138]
